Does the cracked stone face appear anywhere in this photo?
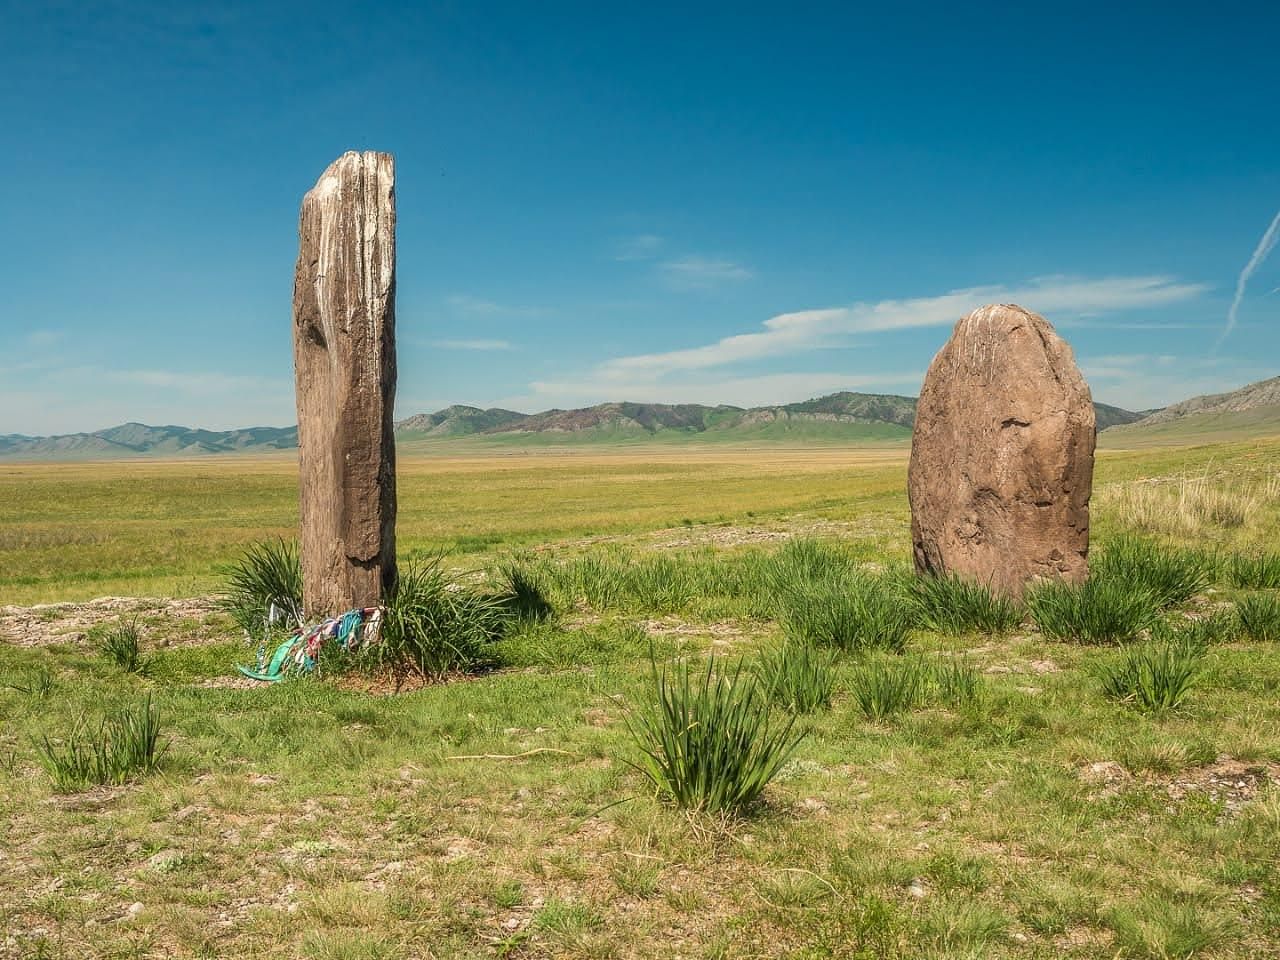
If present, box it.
[907,303,1096,598]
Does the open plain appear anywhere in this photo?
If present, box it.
[2,436,1279,959]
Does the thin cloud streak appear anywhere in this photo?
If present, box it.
[658,255,754,290]
[600,275,1205,381]
[1218,207,1280,348]
[431,339,514,351]
[614,234,664,261]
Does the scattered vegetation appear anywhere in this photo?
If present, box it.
[1227,551,1280,589]
[4,443,1280,956]
[94,619,148,674]
[1026,578,1160,644]
[782,575,913,652]
[1097,637,1204,713]
[1092,536,1212,608]
[1,665,54,698]
[35,695,166,792]
[1097,472,1263,537]
[931,657,984,708]
[626,653,804,813]
[754,641,836,714]
[375,555,509,680]
[219,538,303,634]
[909,574,1023,635]
[1235,592,1280,642]
[849,656,926,721]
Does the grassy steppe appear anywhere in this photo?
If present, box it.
[1,438,1278,959]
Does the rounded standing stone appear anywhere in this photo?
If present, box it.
[907,303,1096,598]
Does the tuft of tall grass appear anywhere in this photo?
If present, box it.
[36,695,167,792]
[2,666,54,698]
[754,642,836,714]
[932,658,984,708]
[498,560,556,622]
[626,653,805,814]
[377,556,508,680]
[849,656,927,722]
[96,620,147,674]
[1026,578,1160,644]
[1236,593,1280,643]
[1152,609,1240,647]
[220,539,303,635]
[1092,537,1213,608]
[782,576,913,653]
[1227,552,1280,590]
[1097,638,1204,713]
[909,574,1023,635]
[1097,472,1260,537]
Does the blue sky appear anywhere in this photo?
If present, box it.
[2,1,1278,434]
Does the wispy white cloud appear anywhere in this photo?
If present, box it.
[598,275,1205,382]
[431,338,514,351]
[614,234,664,261]
[23,329,66,349]
[1218,207,1280,348]
[658,255,754,291]
[444,295,545,317]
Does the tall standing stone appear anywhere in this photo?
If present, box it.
[908,304,1095,598]
[292,151,397,617]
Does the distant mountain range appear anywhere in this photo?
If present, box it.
[0,423,298,460]
[5,376,1278,460]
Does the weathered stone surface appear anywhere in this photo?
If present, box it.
[293,151,397,617]
[908,304,1095,597]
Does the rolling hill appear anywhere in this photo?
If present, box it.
[1100,375,1280,446]
[2,391,1155,459]
[0,423,298,460]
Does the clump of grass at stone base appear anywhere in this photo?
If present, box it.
[220,541,552,682]
[1091,536,1213,608]
[368,556,514,681]
[909,574,1022,635]
[220,538,305,636]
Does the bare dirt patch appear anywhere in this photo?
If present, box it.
[1079,756,1280,813]
[0,596,225,648]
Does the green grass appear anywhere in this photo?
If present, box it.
[848,656,927,721]
[909,574,1024,635]
[781,574,913,652]
[1091,536,1213,608]
[93,619,148,674]
[1096,637,1205,713]
[626,653,805,814]
[1,440,1279,957]
[1236,592,1280,642]
[1227,551,1280,589]
[1026,578,1161,644]
[35,694,166,791]
[219,537,303,635]
[753,641,837,714]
